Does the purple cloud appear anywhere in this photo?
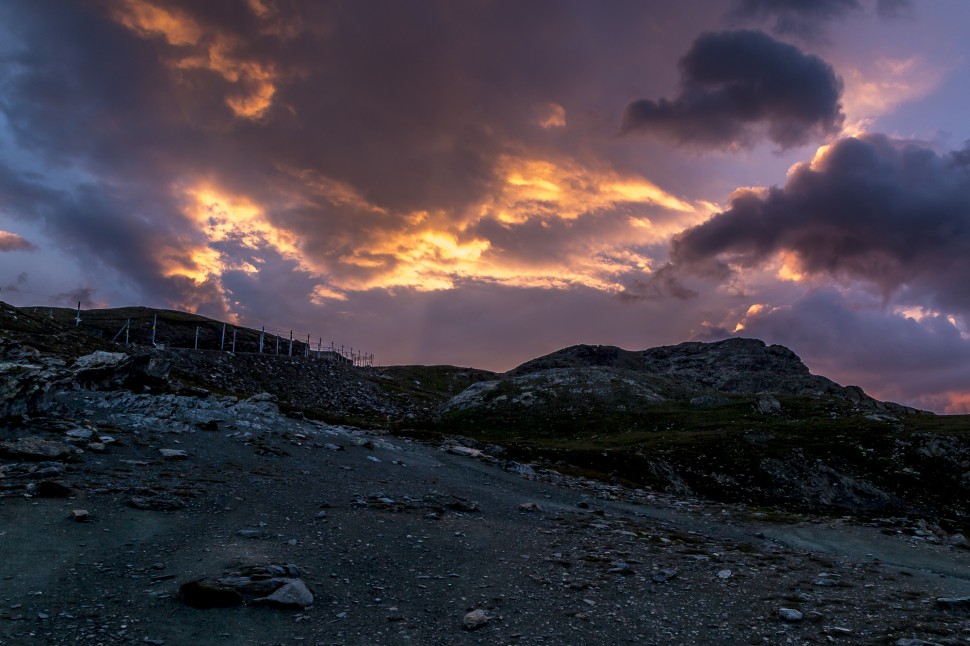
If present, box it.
[673,135,970,315]
[731,0,912,38]
[622,30,844,149]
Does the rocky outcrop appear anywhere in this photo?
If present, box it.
[0,346,66,418]
[445,338,920,416]
[442,367,664,414]
[0,342,171,419]
[758,457,895,511]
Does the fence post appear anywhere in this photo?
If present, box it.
[276,335,280,355]
[125,318,129,346]
[194,326,199,350]
[288,331,293,356]
[232,328,237,353]
[259,326,264,353]
[75,301,81,327]
[152,313,157,346]
[220,322,226,351]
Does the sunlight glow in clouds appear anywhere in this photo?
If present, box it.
[185,185,300,259]
[488,156,694,225]
[110,0,278,120]
[164,156,699,298]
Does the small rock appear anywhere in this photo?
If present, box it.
[717,569,732,579]
[65,429,93,440]
[518,502,541,512]
[462,608,488,630]
[87,442,107,453]
[449,446,484,458]
[237,528,267,539]
[576,501,590,509]
[143,638,165,645]
[609,561,634,575]
[510,463,536,477]
[70,509,90,522]
[754,395,782,415]
[158,449,188,459]
[315,511,328,519]
[896,639,943,646]
[254,579,314,609]
[128,492,186,511]
[652,568,678,583]
[779,608,803,622]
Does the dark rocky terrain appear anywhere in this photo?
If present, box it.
[3,301,970,645]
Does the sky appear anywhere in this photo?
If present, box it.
[2,1,970,413]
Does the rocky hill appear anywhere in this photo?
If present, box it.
[450,338,912,415]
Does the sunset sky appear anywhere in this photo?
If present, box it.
[2,1,970,412]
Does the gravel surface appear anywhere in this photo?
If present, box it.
[3,390,970,645]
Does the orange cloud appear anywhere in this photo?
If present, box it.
[109,0,278,120]
[110,0,201,46]
[485,155,694,225]
[316,155,700,292]
[164,154,701,303]
[184,185,300,258]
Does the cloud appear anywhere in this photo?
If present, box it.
[840,56,945,131]
[616,264,699,302]
[622,30,844,149]
[0,1,714,317]
[731,0,912,38]
[0,231,36,252]
[109,0,278,120]
[722,288,970,413]
[672,134,970,315]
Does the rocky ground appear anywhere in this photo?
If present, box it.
[4,303,970,645]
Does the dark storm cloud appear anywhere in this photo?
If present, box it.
[672,134,970,313]
[616,264,698,302]
[622,30,844,149]
[0,231,36,251]
[731,0,912,38]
